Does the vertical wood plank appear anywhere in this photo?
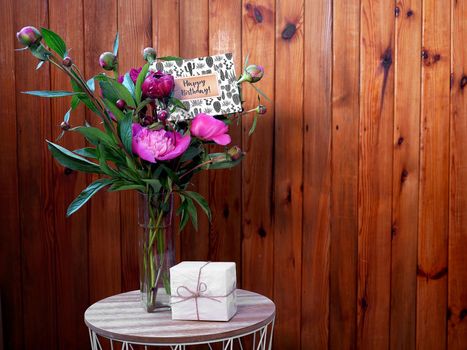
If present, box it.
[301,0,331,348]
[241,0,275,298]
[0,1,22,348]
[118,0,152,292]
[330,1,359,348]
[179,0,210,261]
[14,0,58,348]
[417,0,450,348]
[358,0,394,348]
[274,0,303,347]
[208,0,242,278]
[153,0,181,264]
[84,0,122,302]
[390,1,421,349]
[48,0,90,348]
[449,1,467,348]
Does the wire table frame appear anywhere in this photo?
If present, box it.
[85,289,276,350]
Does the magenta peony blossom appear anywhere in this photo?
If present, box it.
[142,71,174,99]
[190,113,231,146]
[132,123,190,163]
[118,67,142,84]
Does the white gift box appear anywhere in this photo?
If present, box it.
[170,261,237,321]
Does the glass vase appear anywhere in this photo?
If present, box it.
[138,191,175,312]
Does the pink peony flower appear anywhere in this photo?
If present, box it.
[132,123,190,163]
[190,113,231,146]
[142,71,175,99]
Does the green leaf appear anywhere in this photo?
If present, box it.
[248,114,258,136]
[250,84,271,102]
[142,179,162,193]
[63,108,71,123]
[109,183,145,192]
[122,73,135,97]
[87,78,95,92]
[180,145,203,162]
[23,90,82,98]
[207,153,243,170]
[41,28,67,58]
[36,60,45,70]
[185,197,198,230]
[98,76,136,107]
[158,56,183,61]
[135,63,149,103]
[46,140,102,173]
[103,98,124,122]
[66,178,112,217]
[113,32,119,56]
[169,97,188,111]
[183,191,212,221]
[73,147,97,159]
[96,143,116,176]
[179,204,190,231]
[71,126,115,147]
[119,114,132,154]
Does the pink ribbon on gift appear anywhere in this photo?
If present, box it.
[171,261,236,320]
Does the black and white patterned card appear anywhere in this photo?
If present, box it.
[151,53,242,120]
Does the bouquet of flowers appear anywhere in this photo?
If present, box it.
[16,26,267,311]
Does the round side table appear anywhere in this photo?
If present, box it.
[84,289,276,350]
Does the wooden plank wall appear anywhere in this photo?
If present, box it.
[1,0,466,349]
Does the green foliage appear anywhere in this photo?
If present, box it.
[96,75,136,108]
[46,140,102,174]
[23,90,82,98]
[118,113,133,155]
[41,28,67,58]
[158,56,183,61]
[67,178,112,217]
[113,32,119,56]
[135,63,149,103]
[249,114,258,136]
[122,73,135,97]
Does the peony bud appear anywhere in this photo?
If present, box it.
[16,26,42,47]
[157,110,169,121]
[227,145,244,161]
[142,71,174,100]
[62,56,72,67]
[116,99,126,110]
[256,104,267,115]
[99,52,118,71]
[60,121,70,131]
[143,47,157,63]
[238,64,264,84]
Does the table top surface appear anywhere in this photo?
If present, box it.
[84,289,275,345]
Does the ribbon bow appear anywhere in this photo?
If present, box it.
[171,262,235,320]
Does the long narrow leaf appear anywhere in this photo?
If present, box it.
[183,191,212,221]
[46,140,102,173]
[66,178,112,216]
[23,90,82,98]
[119,114,133,154]
[113,32,119,56]
[135,63,149,103]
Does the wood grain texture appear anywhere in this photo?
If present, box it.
[241,0,275,299]
[358,0,394,348]
[448,0,467,348]
[3,1,467,349]
[14,0,58,348]
[118,0,152,293]
[417,0,450,348]
[274,0,303,348]
[208,0,243,284]
[391,1,421,349]
[48,0,89,348]
[0,0,22,349]
[330,1,359,348]
[85,289,275,344]
[84,0,122,302]
[301,0,331,348]
[179,0,210,261]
